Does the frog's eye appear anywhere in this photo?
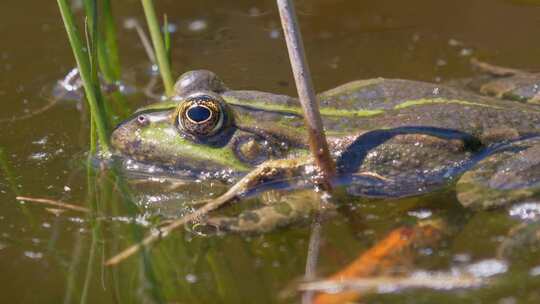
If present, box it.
[175,91,228,138]
[186,105,212,124]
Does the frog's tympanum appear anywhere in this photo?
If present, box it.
[111,65,540,232]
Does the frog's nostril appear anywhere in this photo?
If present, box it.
[137,115,148,125]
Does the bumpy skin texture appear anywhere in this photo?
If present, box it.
[457,137,540,209]
[111,72,540,232]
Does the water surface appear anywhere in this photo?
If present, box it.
[1,0,540,303]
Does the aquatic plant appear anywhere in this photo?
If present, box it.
[57,0,110,153]
[141,0,175,97]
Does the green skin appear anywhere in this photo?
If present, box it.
[111,65,540,233]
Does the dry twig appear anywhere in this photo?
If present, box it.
[16,196,90,213]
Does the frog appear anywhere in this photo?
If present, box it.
[110,64,540,233]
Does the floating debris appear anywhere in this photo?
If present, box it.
[299,271,485,294]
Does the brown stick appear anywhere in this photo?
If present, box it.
[16,196,90,213]
[276,0,335,188]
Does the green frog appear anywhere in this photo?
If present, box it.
[111,62,540,232]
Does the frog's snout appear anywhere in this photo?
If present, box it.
[110,125,125,152]
[110,118,137,153]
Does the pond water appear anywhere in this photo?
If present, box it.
[1,0,540,303]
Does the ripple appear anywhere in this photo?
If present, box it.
[465,259,508,278]
[508,202,540,221]
[24,251,43,260]
[407,209,433,219]
[28,152,49,161]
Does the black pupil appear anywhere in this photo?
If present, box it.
[187,105,211,123]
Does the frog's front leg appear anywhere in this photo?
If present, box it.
[168,157,317,233]
[206,189,336,233]
[456,137,540,210]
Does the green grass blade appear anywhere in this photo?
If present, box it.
[84,13,115,127]
[57,0,111,153]
[83,0,116,83]
[163,14,171,65]
[100,0,122,81]
[82,0,130,120]
[141,0,174,97]
[82,0,121,83]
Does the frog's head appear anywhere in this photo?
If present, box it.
[111,88,304,174]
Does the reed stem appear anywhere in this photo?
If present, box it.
[276,0,335,188]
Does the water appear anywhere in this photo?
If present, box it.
[1,0,540,303]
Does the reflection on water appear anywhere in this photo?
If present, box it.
[1,0,540,303]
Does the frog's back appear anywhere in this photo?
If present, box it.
[319,78,540,139]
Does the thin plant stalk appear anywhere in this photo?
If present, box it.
[302,216,322,304]
[90,117,97,154]
[80,160,100,304]
[163,14,172,65]
[57,0,111,153]
[100,0,122,82]
[83,1,116,125]
[276,0,335,188]
[0,148,20,197]
[141,0,174,97]
[0,147,34,220]
[124,18,156,64]
[80,234,97,304]
[83,0,131,120]
[63,235,84,304]
[83,0,118,83]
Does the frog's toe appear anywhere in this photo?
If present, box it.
[206,191,332,233]
[457,138,540,210]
